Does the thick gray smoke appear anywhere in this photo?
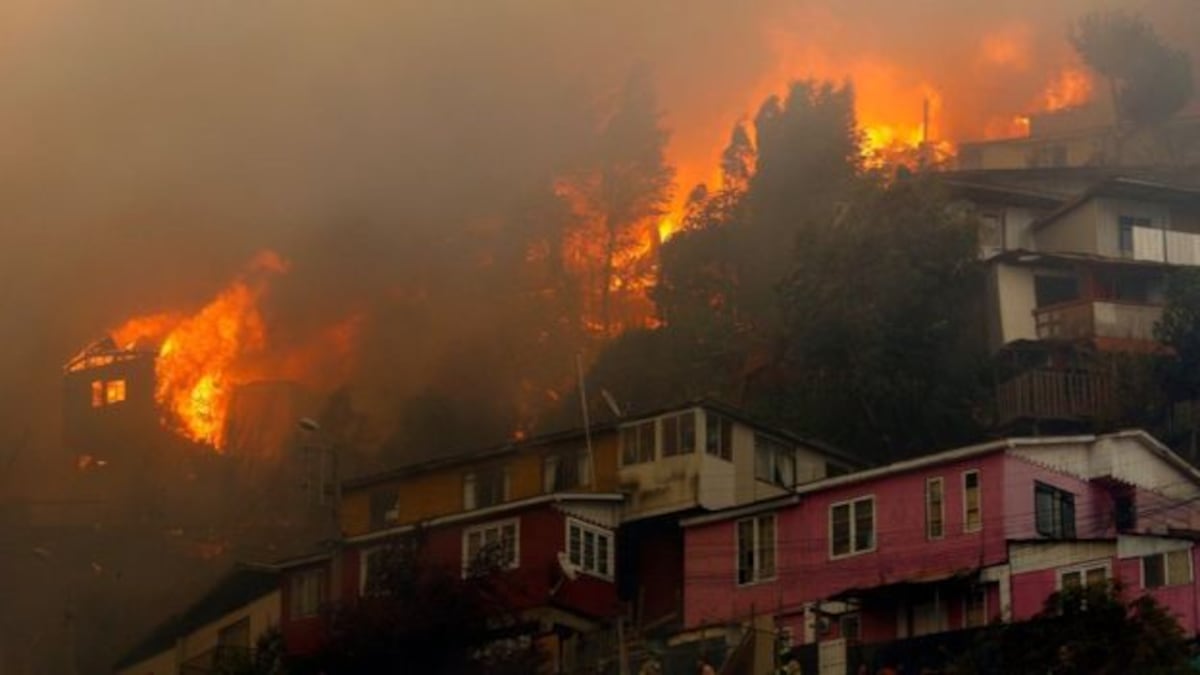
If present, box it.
[0,0,1194,481]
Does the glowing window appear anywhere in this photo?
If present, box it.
[105,380,126,405]
[90,381,104,407]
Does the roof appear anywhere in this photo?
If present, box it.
[344,399,863,491]
[681,430,1199,528]
[988,247,1177,270]
[936,177,1066,208]
[113,566,279,670]
[1032,176,1200,232]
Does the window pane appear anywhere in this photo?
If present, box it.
[737,520,755,583]
[721,419,733,460]
[1062,571,1082,589]
[543,456,558,493]
[1085,567,1106,587]
[705,414,720,456]
[1061,495,1076,538]
[854,499,874,552]
[1144,554,1165,588]
[639,422,656,462]
[965,472,981,530]
[569,525,581,565]
[755,441,772,483]
[927,479,944,539]
[758,516,776,579]
[662,416,679,456]
[583,531,595,571]
[598,535,609,576]
[621,428,638,465]
[777,450,796,488]
[90,380,104,407]
[831,504,851,556]
[680,412,696,453]
[1168,550,1191,586]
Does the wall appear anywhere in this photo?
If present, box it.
[684,453,1009,630]
[180,591,281,662]
[1001,454,1114,541]
[989,262,1038,349]
[280,562,330,657]
[1037,200,1100,256]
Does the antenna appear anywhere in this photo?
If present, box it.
[576,353,596,488]
[601,389,622,418]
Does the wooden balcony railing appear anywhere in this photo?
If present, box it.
[1034,300,1163,343]
[995,369,1114,426]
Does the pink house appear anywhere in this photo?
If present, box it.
[680,431,1200,671]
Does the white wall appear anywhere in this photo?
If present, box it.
[988,262,1038,350]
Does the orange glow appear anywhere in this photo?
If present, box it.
[1042,66,1093,112]
[109,251,289,450]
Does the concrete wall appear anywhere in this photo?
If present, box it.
[987,262,1038,350]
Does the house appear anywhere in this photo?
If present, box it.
[679,430,1200,674]
[113,566,280,675]
[275,400,861,670]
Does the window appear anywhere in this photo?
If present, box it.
[830,496,875,558]
[463,519,519,575]
[620,420,656,465]
[1118,215,1152,256]
[359,539,416,595]
[1033,275,1079,308]
[754,435,797,488]
[1034,482,1076,539]
[289,567,325,619]
[736,514,777,585]
[1143,550,1192,589]
[963,471,981,532]
[369,489,399,529]
[926,477,944,540]
[567,519,614,579]
[964,587,987,628]
[705,412,733,461]
[463,465,509,510]
[1059,563,1108,590]
[544,449,590,492]
[978,211,1004,253]
[661,411,696,456]
[105,379,126,404]
[840,614,861,642]
[91,379,126,407]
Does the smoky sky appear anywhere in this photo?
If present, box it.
[0,0,1192,484]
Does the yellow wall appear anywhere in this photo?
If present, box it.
[341,430,623,536]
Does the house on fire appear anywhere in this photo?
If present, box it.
[680,430,1200,674]
[272,400,861,672]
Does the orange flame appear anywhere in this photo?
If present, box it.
[110,251,288,450]
[1042,66,1093,112]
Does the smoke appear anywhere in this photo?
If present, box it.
[0,0,1194,472]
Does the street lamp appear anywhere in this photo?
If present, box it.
[296,418,342,537]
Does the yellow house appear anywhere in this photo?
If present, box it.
[113,567,280,675]
[341,400,860,536]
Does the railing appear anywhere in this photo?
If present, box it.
[1128,225,1200,266]
[1034,300,1163,343]
[995,369,1114,425]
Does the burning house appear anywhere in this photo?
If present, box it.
[63,337,164,468]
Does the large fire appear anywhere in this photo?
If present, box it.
[106,251,361,451]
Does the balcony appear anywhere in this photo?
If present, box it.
[995,369,1114,426]
[1034,300,1163,344]
[1127,225,1200,266]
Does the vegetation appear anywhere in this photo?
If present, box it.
[302,540,541,675]
[951,582,1193,675]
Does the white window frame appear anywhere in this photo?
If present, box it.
[829,496,876,559]
[565,518,615,580]
[704,412,733,461]
[962,470,982,533]
[461,518,520,577]
[1142,549,1194,589]
[925,477,945,540]
[1056,561,1111,591]
[736,513,778,586]
[619,419,657,466]
[661,411,697,457]
[754,435,797,489]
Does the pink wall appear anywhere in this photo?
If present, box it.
[1002,455,1114,540]
[685,453,1010,629]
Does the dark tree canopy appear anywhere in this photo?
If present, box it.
[1071,10,1194,128]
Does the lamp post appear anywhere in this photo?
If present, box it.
[297,418,343,603]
